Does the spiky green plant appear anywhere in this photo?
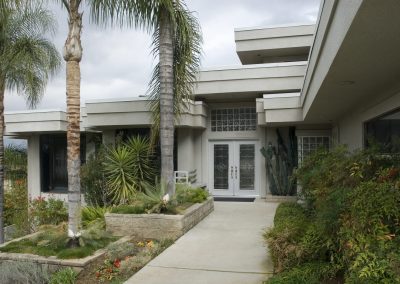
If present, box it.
[103,136,156,204]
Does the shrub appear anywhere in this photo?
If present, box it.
[81,206,111,228]
[264,203,311,272]
[81,149,109,207]
[4,178,28,229]
[175,185,209,204]
[29,197,68,228]
[0,261,50,284]
[49,268,77,284]
[268,146,400,283]
[265,261,336,284]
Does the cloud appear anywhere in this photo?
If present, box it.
[5,0,320,111]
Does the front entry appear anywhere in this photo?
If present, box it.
[209,141,258,196]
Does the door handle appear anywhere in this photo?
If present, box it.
[235,166,238,179]
[231,166,233,179]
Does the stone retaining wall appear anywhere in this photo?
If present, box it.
[105,197,214,240]
[0,234,130,274]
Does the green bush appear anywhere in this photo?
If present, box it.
[175,185,209,204]
[50,268,77,284]
[81,206,111,228]
[264,203,311,272]
[29,197,68,228]
[4,179,28,228]
[81,149,109,207]
[267,146,400,283]
[265,261,336,284]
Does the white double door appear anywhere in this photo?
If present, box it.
[209,140,258,196]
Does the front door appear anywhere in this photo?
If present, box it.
[209,141,258,196]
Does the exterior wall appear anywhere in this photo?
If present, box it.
[337,89,400,151]
[27,135,41,199]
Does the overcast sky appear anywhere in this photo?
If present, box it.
[5,0,320,111]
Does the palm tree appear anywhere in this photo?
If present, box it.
[57,0,83,246]
[0,1,60,243]
[91,0,202,196]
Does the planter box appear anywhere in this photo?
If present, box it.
[105,197,214,240]
[0,233,130,274]
[265,194,298,203]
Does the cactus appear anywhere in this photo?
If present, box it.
[260,128,297,196]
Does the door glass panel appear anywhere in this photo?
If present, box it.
[214,144,229,189]
[239,144,255,190]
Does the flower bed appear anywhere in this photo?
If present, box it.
[0,233,130,274]
[105,197,214,240]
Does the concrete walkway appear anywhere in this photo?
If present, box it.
[126,201,278,284]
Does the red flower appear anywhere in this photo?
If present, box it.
[113,259,121,268]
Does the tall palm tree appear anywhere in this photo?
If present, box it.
[0,1,60,243]
[91,0,202,196]
[57,0,83,246]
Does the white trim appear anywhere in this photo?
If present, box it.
[5,109,65,115]
[263,93,301,99]
[200,61,308,72]
[234,23,315,32]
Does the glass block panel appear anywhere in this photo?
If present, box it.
[211,107,256,132]
[298,136,330,164]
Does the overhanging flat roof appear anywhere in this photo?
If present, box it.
[194,62,307,100]
[235,24,315,64]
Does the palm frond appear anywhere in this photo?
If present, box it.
[0,1,61,108]
[89,0,156,32]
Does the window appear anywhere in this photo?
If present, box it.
[211,107,256,132]
[297,136,330,164]
[365,108,400,153]
[40,134,86,193]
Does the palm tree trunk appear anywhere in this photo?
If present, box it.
[159,8,175,196]
[0,77,5,244]
[63,0,82,246]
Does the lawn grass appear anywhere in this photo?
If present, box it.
[0,224,117,259]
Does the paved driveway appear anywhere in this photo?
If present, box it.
[125,200,278,284]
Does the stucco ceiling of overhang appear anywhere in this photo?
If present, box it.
[304,0,400,123]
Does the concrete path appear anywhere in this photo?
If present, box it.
[125,201,278,284]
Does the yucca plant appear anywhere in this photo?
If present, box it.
[125,136,156,183]
[103,136,156,205]
[103,145,137,204]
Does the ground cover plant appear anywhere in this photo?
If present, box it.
[0,222,116,259]
[264,146,400,283]
[75,238,173,284]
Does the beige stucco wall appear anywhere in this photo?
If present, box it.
[27,135,41,199]
[337,88,400,151]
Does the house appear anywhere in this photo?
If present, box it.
[5,0,400,200]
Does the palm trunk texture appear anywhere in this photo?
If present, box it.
[0,78,5,244]
[159,8,175,196]
[64,0,82,244]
